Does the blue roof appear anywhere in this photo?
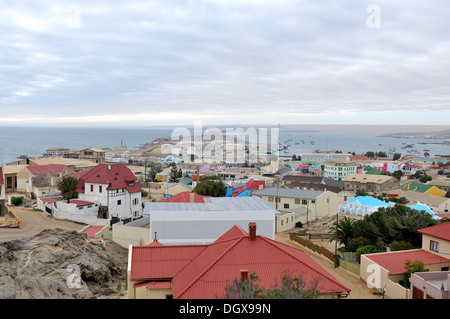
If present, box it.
[348,196,390,207]
[410,204,441,219]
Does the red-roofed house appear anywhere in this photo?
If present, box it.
[160,191,211,203]
[76,163,143,222]
[127,223,351,299]
[360,222,450,299]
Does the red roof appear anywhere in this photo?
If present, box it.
[130,224,351,298]
[160,191,211,203]
[39,196,62,204]
[77,164,141,194]
[65,199,95,207]
[365,250,450,275]
[83,226,104,238]
[134,281,172,290]
[245,179,266,190]
[418,222,450,241]
[27,164,66,176]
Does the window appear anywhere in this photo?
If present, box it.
[99,185,102,193]
[441,266,449,271]
[268,197,274,202]
[430,240,439,252]
[117,200,122,206]
[276,198,280,203]
[284,203,289,209]
[90,185,94,192]
[311,200,315,204]
[295,199,300,204]
[302,200,308,205]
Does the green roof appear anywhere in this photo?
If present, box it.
[401,182,432,193]
[363,166,382,175]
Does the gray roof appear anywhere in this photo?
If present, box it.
[144,196,278,214]
[252,187,323,199]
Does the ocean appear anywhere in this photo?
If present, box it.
[0,126,449,165]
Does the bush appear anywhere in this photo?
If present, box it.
[355,245,378,263]
[389,240,413,251]
[346,236,371,252]
[11,197,24,206]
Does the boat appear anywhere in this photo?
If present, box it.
[310,141,315,145]
[423,148,430,152]
[401,144,414,149]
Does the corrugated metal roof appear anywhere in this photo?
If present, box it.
[365,249,450,275]
[418,222,450,241]
[130,224,350,298]
[252,187,323,199]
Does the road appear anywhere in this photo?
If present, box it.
[275,231,379,299]
[0,206,85,242]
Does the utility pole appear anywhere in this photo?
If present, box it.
[334,211,339,268]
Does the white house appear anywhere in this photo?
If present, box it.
[143,196,276,245]
[76,163,143,222]
[339,196,393,216]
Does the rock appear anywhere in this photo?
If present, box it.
[0,228,128,299]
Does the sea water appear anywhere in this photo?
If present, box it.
[0,126,449,165]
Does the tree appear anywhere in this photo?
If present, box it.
[56,176,79,202]
[389,240,413,251]
[392,170,404,181]
[328,216,358,249]
[419,175,432,183]
[353,205,438,250]
[392,153,402,161]
[402,259,427,288]
[193,179,227,197]
[365,151,375,158]
[356,189,369,197]
[223,271,321,299]
[355,245,378,263]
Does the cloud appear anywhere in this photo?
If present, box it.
[1,0,449,126]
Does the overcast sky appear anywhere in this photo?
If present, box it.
[1,0,450,127]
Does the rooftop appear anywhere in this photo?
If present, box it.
[418,222,450,241]
[252,187,324,199]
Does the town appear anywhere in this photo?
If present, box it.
[0,134,449,300]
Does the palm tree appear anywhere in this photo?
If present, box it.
[56,176,79,202]
[329,216,358,248]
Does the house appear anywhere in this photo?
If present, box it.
[300,153,352,163]
[0,165,4,200]
[251,187,339,224]
[2,164,27,195]
[127,223,351,299]
[226,178,266,197]
[80,147,106,164]
[155,170,171,182]
[360,222,450,299]
[400,163,418,176]
[323,161,359,181]
[409,203,442,220]
[44,148,71,157]
[402,182,446,197]
[36,196,62,213]
[427,179,450,193]
[73,163,142,223]
[18,164,67,198]
[403,191,450,213]
[162,182,192,199]
[347,155,370,163]
[344,173,400,193]
[143,197,277,245]
[339,196,392,216]
[160,191,210,203]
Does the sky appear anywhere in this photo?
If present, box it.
[1,0,450,128]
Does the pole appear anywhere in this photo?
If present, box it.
[334,211,339,268]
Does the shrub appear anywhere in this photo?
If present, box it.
[389,240,413,251]
[346,236,371,252]
[11,197,24,206]
[355,245,378,263]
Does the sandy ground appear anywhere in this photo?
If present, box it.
[0,206,85,242]
[275,231,379,299]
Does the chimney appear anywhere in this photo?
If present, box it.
[249,222,256,240]
[190,192,195,203]
[240,269,249,282]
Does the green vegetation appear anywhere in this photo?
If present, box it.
[56,176,79,201]
[11,196,24,206]
[193,178,227,197]
[401,260,427,288]
[331,205,438,255]
[223,271,320,299]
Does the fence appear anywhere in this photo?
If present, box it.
[289,233,335,262]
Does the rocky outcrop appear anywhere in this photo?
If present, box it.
[0,228,128,299]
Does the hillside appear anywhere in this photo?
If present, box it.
[0,228,128,299]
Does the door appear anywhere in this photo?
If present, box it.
[412,286,424,299]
